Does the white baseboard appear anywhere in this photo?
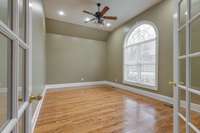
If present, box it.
[104,81,174,104]
[31,86,47,133]
[105,81,200,113]
[46,81,173,105]
[45,81,107,90]
[45,81,174,105]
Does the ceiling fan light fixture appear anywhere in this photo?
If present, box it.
[106,23,111,27]
[29,2,33,7]
[58,11,65,16]
[84,17,90,22]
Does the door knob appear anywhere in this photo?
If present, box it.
[29,95,42,103]
[169,81,176,86]
[18,95,42,103]
[18,97,24,102]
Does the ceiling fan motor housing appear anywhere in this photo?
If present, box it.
[95,12,101,22]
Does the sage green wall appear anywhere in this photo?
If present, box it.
[46,18,110,41]
[46,33,106,84]
[31,0,46,113]
[106,0,174,97]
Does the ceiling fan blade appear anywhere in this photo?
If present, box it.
[83,10,95,16]
[100,6,109,16]
[103,16,117,20]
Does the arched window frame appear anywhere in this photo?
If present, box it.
[123,21,159,90]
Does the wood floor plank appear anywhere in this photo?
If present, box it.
[35,86,200,133]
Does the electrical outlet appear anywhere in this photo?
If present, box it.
[81,78,84,81]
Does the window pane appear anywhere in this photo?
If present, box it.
[179,27,186,56]
[191,0,200,18]
[141,40,156,64]
[0,0,11,27]
[141,65,155,86]
[179,59,186,86]
[18,47,26,107]
[19,0,26,41]
[189,127,197,133]
[0,33,12,128]
[124,46,139,65]
[179,0,187,27]
[179,89,186,117]
[190,16,200,54]
[125,65,139,82]
[128,24,156,45]
[191,57,200,90]
[179,116,186,133]
[190,93,200,130]
[18,114,25,133]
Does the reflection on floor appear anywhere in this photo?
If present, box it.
[35,86,200,133]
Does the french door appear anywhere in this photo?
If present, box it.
[0,0,33,132]
[174,0,200,133]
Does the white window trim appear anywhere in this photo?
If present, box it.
[123,21,159,91]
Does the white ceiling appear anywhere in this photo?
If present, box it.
[44,0,162,31]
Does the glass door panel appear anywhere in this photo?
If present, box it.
[18,47,26,107]
[0,0,11,27]
[189,127,196,133]
[190,93,200,130]
[179,116,186,133]
[190,17,200,54]
[180,0,187,27]
[190,57,200,90]
[179,59,186,85]
[0,0,31,132]
[0,33,12,130]
[19,0,26,41]
[191,0,200,17]
[18,114,25,133]
[179,27,186,56]
[179,89,186,116]
[175,0,200,132]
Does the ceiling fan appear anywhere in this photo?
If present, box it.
[83,3,117,25]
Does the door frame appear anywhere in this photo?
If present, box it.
[0,0,32,132]
[173,0,180,133]
[173,0,200,133]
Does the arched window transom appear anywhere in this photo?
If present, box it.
[124,22,158,90]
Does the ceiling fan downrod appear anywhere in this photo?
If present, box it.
[97,3,101,12]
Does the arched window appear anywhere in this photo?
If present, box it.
[123,21,158,90]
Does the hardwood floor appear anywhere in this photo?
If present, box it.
[35,86,200,133]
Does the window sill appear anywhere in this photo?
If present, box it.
[123,80,158,91]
